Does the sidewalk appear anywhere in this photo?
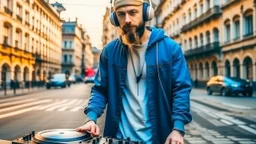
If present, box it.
[0,87,46,99]
[191,88,256,114]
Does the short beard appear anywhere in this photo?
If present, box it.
[121,21,145,45]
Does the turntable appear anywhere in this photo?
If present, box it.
[11,129,144,144]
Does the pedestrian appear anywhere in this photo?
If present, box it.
[76,0,192,143]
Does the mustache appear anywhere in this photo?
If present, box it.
[122,25,136,31]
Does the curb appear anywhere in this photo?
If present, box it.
[0,89,47,99]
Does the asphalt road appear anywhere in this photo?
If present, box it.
[0,84,255,144]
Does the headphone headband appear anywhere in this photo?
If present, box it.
[110,0,154,27]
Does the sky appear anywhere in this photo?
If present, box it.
[50,0,110,49]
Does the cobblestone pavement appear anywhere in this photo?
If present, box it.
[184,101,256,144]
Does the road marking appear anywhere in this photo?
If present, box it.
[45,99,78,111]
[70,106,83,112]
[0,99,52,113]
[0,105,39,119]
[35,99,69,110]
[57,106,69,111]
[220,119,233,125]
[238,125,256,135]
[0,98,37,107]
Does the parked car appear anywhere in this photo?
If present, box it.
[206,75,253,96]
[46,73,70,89]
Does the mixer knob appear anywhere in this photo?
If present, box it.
[31,131,35,137]
[28,133,31,141]
[92,139,97,144]
[108,138,113,144]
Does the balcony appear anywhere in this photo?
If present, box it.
[184,42,221,57]
[181,6,221,32]
[16,15,23,22]
[221,0,241,9]
[4,6,13,17]
[62,62,75,67]
[25,21,30,27]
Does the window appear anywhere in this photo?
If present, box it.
[4,0,12,8]
[189,38,192,49]
[234,20,240,40]
[15,30,21,48]
[194,4,197,19]
[3,25,10,45]
[244,14,253,36]
[63,41,67,48]
[32,17,35,27]
[183,14,186,25]
[16,4,22,16]
[32,38,34,53]
[24,34,29,51]
[194,36,198,48]
[25,11,29,23]
[224,20,231,42]
[69,55,73,63]
[206,0,210,10]
[200,3,203,14]
[200,33,204,46]
[213,28,219,42]
[206,31,210,44]
[188,9,192,21]
[69,41,73,48]
[63,55,68,63]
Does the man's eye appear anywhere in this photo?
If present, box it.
[130,11,136,15]
[117,13,125,17]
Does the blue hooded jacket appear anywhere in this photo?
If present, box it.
[84,27,192,143]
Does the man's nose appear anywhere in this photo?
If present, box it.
[125,13,131,24]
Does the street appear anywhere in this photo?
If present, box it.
[0,84,255,144]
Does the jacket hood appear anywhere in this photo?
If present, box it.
[148,27,168,47]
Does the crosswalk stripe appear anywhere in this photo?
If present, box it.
[0,98,37,108]
[57,106,69,111]
[70,106,83,112]
[220,119,233,125]
[45,99,78,111]
[0,99,52,113]
[35,99,69,110]
[238,125,256,135]
[0,105,39,119]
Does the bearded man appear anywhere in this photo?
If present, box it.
[76,0,192,143]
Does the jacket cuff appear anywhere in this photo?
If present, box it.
[86,111,97,123]
[173,120,184,132]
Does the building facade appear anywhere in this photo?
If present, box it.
[84,34,93,69]
[61,20,86,76]
[0,0,62,85]
[155,0,256,88]
[102,7,119,47]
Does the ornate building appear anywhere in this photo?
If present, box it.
[155,0,256,88]
[0,0,63,85]
[102,7,119,47]
[62,20,85,75]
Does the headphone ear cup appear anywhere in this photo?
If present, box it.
[143,2,154,21]
[110,12,120,27]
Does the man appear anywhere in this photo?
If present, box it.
[76,0,192,143]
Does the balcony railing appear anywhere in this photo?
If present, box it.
[184,42,220,57]
[181,6,221,32]
[62,62,75,66]
[4,6,13,16]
